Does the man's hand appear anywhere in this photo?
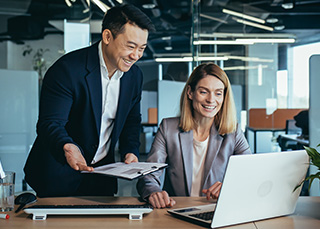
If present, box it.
[202,181,222,200]
[63,143,93,172]
[124,153,138,164]
[148,191,176,209]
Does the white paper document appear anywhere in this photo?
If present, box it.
[83,162,168,180]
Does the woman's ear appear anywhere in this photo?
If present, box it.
[187,85,193,100]
[102,29,112,45]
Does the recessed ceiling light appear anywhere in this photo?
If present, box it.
[161,36,171,40]
[282,3,294,9]
[266,18,278,24]
[164,46,173,51]
[274,25,285,30]
[142,4,156,9]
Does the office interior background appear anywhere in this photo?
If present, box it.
[0,0,320,196]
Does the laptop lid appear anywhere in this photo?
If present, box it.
[168,150,309,228]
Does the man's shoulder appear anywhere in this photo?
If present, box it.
[122,64,143,84]
[126,64,142,75]
[45,44,98,82]
[54,43,97,65]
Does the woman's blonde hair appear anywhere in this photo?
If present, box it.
[179,62,237,135]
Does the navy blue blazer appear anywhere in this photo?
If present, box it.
[24,42,143,197]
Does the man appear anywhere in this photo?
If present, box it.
[24,4,155,197]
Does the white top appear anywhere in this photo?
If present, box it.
[91,42,124,164]
[190,136,209,196]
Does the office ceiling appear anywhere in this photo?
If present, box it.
[0,0,320,61]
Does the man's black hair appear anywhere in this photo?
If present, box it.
[101,4,155,37]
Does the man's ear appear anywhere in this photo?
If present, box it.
[187,85,193,100]
[102,29,112,45]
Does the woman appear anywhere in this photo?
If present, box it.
[137,62,251,208]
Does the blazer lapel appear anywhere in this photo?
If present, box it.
[202,125,223,187]
[179,130,194,195]
[85,42,102,135]
[109,71,132,151]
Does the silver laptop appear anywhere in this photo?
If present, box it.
[168,150,309,228]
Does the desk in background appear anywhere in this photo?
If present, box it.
[246,127,285,153]
[1,196,320,229]
[247,108,304,153]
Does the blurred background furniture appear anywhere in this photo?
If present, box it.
[277,110,309,151]
[247,108,304,153]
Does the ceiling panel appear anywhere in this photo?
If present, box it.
[0,0,319,60]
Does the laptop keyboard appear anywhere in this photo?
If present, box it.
[190,211,214,221]
[24,204,153,220]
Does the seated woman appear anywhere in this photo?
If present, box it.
[137,62,251,208]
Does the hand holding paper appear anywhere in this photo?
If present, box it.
[83,162,168,180]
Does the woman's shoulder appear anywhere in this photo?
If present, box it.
[228,123,246,141]
[220,123,243,137]
[156,117,185,142]
[161,117,180,126]
[160,117,180,131]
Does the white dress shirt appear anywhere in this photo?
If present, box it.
[91,42,124,164]
[190,136,209,196]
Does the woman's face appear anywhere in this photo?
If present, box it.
[187,75,225,121]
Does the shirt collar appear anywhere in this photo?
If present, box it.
[98,41,124,80]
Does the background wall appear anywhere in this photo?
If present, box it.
[0,69,38,192]
[1,34,63,72]
[309,54,320,196]
[247,43,279,153]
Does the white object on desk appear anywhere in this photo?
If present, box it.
[0,160,5,179]
[24,204,153,220]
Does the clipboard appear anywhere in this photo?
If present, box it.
[82,162,168,180]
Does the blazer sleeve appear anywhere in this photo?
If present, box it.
[233,124,251,155]
[136,119,168,200]
[36,58,79,158]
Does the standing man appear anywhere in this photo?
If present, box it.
[24,4,155,197]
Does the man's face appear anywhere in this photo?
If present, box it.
[102,23,148,76]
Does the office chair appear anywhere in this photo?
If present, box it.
[285,119,302,135]
[277,120,302,151]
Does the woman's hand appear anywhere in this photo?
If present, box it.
[148,191,176,209]
[124,153,139,163]
[202,181,222,200]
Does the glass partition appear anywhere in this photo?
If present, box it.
[190,0,309,154]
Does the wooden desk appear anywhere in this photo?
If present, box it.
[247,127,285,153]
[1,197,319,229]
[0,196,253,229]
[255,197,320,229]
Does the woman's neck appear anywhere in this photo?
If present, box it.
[193,118,214,142]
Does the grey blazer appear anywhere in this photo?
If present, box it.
[137,117,251,200]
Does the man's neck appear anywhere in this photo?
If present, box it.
[101,42,116,78]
